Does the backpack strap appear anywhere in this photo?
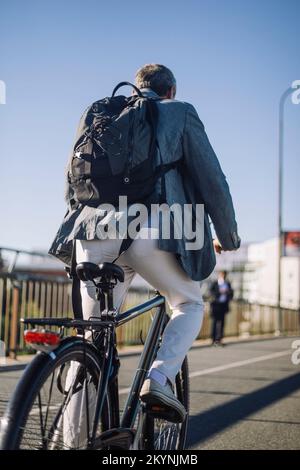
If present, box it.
[111,81,144,98]
[70,240,83,321]
[156,159,184,202]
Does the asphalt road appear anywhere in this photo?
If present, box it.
[1,337,299,449]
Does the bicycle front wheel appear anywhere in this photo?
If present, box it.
[138,355,190,450]
[0,338,114,450]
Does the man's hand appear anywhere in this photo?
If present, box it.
[213,239,223,254]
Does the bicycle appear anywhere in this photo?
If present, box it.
[0,261,189,450]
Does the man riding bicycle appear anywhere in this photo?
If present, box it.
[49,63,240,429]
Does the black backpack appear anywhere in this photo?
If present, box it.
[68,81,178,208]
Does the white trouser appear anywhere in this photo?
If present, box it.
[63,211,204,447]
[76,211,204,383]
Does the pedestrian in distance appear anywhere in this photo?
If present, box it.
[209,270,234,346]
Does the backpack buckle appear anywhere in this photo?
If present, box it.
[64,266,73,279]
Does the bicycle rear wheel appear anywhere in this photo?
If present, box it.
[0,338,114,450]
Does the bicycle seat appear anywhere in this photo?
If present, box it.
[76,262,124,283]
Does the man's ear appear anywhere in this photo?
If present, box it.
[166,85,176,99]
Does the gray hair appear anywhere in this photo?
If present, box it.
[134,63,176,96]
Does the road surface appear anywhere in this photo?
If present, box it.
[1,337,299,449]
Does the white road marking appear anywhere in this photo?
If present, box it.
[188,350,291,378]
[119,350,292,395]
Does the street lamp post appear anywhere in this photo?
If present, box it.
[277,84,300,335]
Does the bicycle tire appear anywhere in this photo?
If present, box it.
[0,338,114,450]
[138,356,189,450]
[134,312,190,450]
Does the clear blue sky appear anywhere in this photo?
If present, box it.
[0,0,299,252]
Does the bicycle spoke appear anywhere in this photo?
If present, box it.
[83,348,91,446]
[37,392,46,448]
[13,357,103,450]
[46,383,77,449]
[44,371,55,434]
[154,420,180,449]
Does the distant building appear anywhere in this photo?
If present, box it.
[244,238,300,310]
[206,238,300,310]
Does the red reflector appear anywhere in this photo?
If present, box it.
[24,330,60,346]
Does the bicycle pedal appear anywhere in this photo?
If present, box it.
[150,405,167,411]
[144,403,184,423]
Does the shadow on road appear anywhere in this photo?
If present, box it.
[187,370,300,448]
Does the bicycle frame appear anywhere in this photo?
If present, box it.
[22,293,167,448]
[91,294,167,446]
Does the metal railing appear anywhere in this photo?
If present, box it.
[1,271,299,359]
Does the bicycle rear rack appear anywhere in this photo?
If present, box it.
[21,317,114,330]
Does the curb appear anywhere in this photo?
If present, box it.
[0,333,296,373]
